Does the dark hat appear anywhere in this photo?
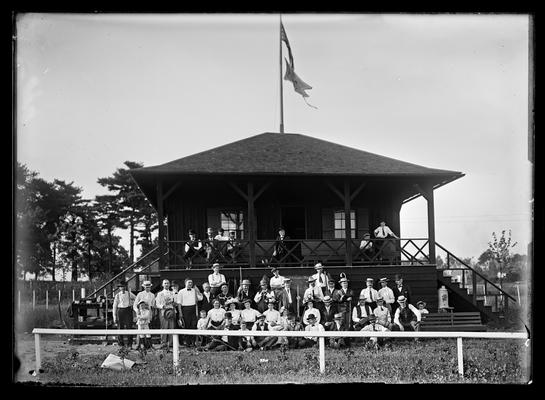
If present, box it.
[117,281,127,288]
[242,298,252,304]
[307,313,316,320]
[220,282,228,288]
[188,229,196,235]
[225,312,232,319]
[218,227,225,232]
[278,227,285,231]
[394,274,403,280]
[257,313,265,319]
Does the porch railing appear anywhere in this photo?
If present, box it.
[165,238,432,269]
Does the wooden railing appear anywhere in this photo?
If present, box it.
[165,238,433,269]
[435,242,516,315]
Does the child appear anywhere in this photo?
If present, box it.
[239,321,253,351]
[136,300,153,350]
[196,309,210,347]
[416,301,429,315]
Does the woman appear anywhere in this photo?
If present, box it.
[206,299,226,329]
[225,298,242,327]
[208,263,226,297]
[240,298,260,329]
[302,299,321,326]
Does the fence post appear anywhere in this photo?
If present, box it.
[173,334,179,371]
[457,337,464,377]
[18,291,21,312]
[34,333,41,375]
[58,290,61,304]
[46,290,49,310]
[319,336,325,374]
[72,290,75,302]
[33,290,36,310]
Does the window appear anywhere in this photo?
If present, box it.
[334,210,356,238]
[220,211,245,239]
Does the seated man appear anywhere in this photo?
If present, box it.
[215,283,233,308]
[251,313,278,350]
[281,311,303,349]
[254,280,275,314]
[373,296,394,330]
[359,233,375,261]
[321,296,338,331]
[238,321,254,351]
[392,295,421,332]
[352,294,374,331]
[298,313,324,348]
[329,312,348,349]
[236,279,255,306]
[204,312,240,351]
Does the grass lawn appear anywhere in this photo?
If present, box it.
[14,334,531,385]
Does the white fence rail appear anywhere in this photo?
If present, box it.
[31,328,529,377]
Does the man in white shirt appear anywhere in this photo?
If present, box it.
[373,221,398,239]
[352,293,374,331]
[176,278,203,346]
[112,281,136,348]
[359,233,375,262]
[269,267,286,299]
[155,279,177,350]
[214,227,227,241]
[393,295,421,332]
[208,263,226,297]
[311,263,329,296]
[377,277,396,314]
[133,280,155,313]
[303,276,324,308]
[374,221,398,263]
[360,278,379,310]
[373,296,393,330]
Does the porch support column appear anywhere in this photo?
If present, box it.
[414,182,436,263]
[343,179,353,266]
[247,182,256,268]
[157,180,166,269]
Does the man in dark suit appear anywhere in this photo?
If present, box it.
[199,282,214,314]
[392,274,412,315]
[278,277,299,315]
[329,312,348,349]
[333,274,354,331]
[323,278,339,299]
[236,279,255,307]
[320,296,338,331]
[272,227,291,266]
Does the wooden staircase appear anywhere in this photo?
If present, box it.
[435,242,516,323]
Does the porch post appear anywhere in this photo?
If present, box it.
[157,180,166,269]
[247,182,256,268]
[426,183,436,263]
[344,179,353,266]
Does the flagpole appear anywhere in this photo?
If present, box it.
[279,15,285,133]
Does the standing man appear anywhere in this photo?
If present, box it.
[377,277,396,314]
[392,274,412,314]
[112,281,136,349]
[333,274,354,331]
[184,229,203,269]
[278,277,298,315]
[272,227,290,266]
[155,279,177,350]
[269,267,286,299]
[133,280,156,348]
[176,278,203,346]
[303,276,324,313]
[208,263,227,298]
[254,280,275,314]
[360,278,379,311]
[373,221,398,262]
[324,278,338,299]
[311,263,329,296]
[199,282,214,314]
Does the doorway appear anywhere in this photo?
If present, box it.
[280,206,306,239]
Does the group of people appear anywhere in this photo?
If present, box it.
[183,228,241,267]
[112,261,429,352]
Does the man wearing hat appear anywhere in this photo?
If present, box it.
[269,267,286,299]
[278,277,299,315]
[303,276,325,311]
[324,278,339,299]
[333,273,354,331]
[133,280,155,313]
[254,280,275,314]
[299,313,324,348]
[360,278,379,311]
[250,313,278,350]
[329,313,348,349]
[392,295,421,332]
[352,293,374,331]
[216,282,233,309]
[392,274,412,315]
[176,278,203,346]
[184,229,203,268]
[236,279,255,306]
[272,227,291,267]
[208,263,226,298]
[155,279,177,350]
[321,296,338,331]
[112,281,137,349]
[199,282,214,314]
[378,277,396,314]
[311,263,330,296]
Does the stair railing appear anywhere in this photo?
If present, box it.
[435,242,516,314]
[85,246,162,300]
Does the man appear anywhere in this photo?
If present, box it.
[392,295,421,332]
[205,312,240,351]
[359,232,375,261]
[184,229,202,269]
[199,282,214,314]
[112,281,136,349]
[133,280,156,349]
[321,296,338,331]
[176,278,203,346]
[361,296,391,349]
[303,276,324,312]
[278,277,299,315]
[311,263,329,296]
[226,231,241,263]
[333,274,354,331]
[203,227,218,265]
[284,312,303,349]
[236,279,255,307]
[208,263,226,297]
[254,280,275,313]
[272,227,291,266]
[216,282,233,308]
[360,278,379,311]
[269,267,286,299]
[392,274,412,314]
[214,227,227,241]
[373,296,393,330]
[352,293,374,331]
[154,279,177,350]
[373,221,398,264]
[299,313,324,348]
[324,278,338,299]
[329,312,348,349]
[377,277,396,314]
[373,220,398,239]
[251,313,277,350]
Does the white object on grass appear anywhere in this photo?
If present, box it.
[100,353,135,371]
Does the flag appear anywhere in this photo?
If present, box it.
[281,22,317,109]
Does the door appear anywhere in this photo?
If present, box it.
[280,206,306,239]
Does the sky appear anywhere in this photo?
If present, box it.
[16,13,532,262]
